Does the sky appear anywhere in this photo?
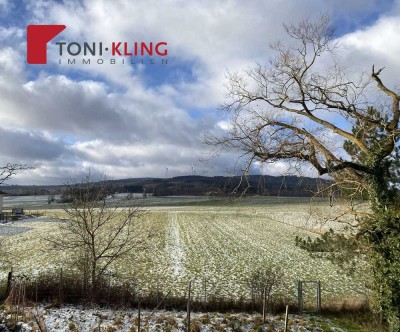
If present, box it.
[0,0,399,185]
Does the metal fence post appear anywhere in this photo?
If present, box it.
[297,280,303,313]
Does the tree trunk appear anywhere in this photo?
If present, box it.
[366,175,400,331]
[372,227,400,332]
[367,161,394,211]
[91,260,97,301]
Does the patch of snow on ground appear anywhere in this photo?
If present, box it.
[168,213,185,278]
[3,305,348,332]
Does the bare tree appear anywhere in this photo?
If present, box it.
[0,163,32,185]
[207,16,400,329]
[48,173,156,297]
[207,16,398,204]
[248,264,282,313]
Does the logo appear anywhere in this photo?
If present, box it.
[26,25,168,66]
[27,25,66,64]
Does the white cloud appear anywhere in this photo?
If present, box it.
[1,0,399,184]
[342,17,400,58]
[42,0,393,106]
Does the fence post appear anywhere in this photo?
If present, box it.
[6,267,13,298]
[187,280,192,332]
[297,280,302,313]
[317,281,321,313]
[262,285,267,324]
[284,305,289,332]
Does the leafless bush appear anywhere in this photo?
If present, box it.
[248,264,283,313]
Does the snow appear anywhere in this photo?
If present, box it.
[168,213,185,278]
[0,224,32,236]
[1,305,347,332]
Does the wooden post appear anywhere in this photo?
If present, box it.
[33,313,47,332]
[262,285,267,324]
[317,281,321,313]
[187,281,191,332]
[6,267,13,298]
[284,305,289,332]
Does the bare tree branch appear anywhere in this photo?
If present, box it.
[46,172,157,297]
[0,163,33,185]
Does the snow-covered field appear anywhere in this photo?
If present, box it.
[0,202,368,304]
[0,197,371,331]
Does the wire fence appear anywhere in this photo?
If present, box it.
[2,267,299,313]
[3,268,369,312]
[0,267,370,332]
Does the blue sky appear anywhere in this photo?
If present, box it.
[0,0,399,184]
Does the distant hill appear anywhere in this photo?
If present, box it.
[0,175,331,197]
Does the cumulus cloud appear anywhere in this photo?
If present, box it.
[338,15,400,87]
[0,0,399,184]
